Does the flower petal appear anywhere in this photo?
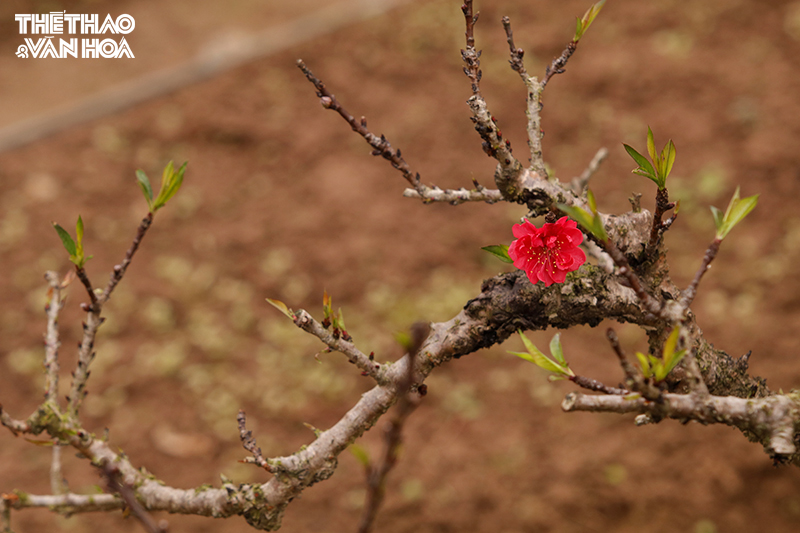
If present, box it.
[509,217,586,287]
[512,219,539,238]
[550,268,568,284]
[538,266,555,286]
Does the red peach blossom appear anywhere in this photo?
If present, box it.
[508,217,586,286]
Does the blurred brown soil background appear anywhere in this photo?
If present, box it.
[2,0,800,532]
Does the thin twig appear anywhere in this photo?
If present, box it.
[528,31,588,172]
[0,405,30,435]
[3,491,122,514]
[66,310,103,417]
[43,271,63,402]
[293,310,385,384]
[67,213,154,418]
[100,212,153,305]
[605,329,630,375]
[606,328,662,400]
[569,375,629,395]
[562,391,798,455]
[542,40,578,88]
[459,1,526,198]
[237,410,272,471]
[646,188,676,255]
[402,184,502,204]
[357,322,430,533]
[102,462,168,533]
[571,147,609,194]
[679,239,721,312]
[602,240,664,318]
[6,422,254,521]
[296,60,421,191]
[297,59,503,206]
[499,16,553,177]
[501,16,527,79]
[460,1,482,96]
[50,445,67,496]
[74,267,97,307]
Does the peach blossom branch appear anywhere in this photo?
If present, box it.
[562,391,799,456]
[67,213,153,418]
[296,60,421,191]
[501,16,528,79]
[43,271,63,403]
[460,1,528,199]
[293,309,386,384]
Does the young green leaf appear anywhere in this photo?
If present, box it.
[557,204,594,233]
[135,169,154,209]
[76,215,84,245]
[322,290,333,322]
[508,344,543,368]
[519,330,541,357]
[584,0,606,26]
[558,203,608,242]
[160,160,174,190]
[53,223,76,256]
[165,161,187,199]
[662,140,676,179]
[152,161,187,212]
[663,326,680,362]
[658,327,687,382]
[723,186,740,220]
[647,354,661,372]
[481,244,514,264]
[646,127,656,161]
[510,331,574,377]
[712,187,759,239]
[549,333,566,366]
[710,205,724,234]
[574,18,584,41]
[335,307,347,332]
[624,129,678,190]
[635,327,688,382]
[509,350,565,375]
[53,217,91,268]
[587,189,598,214]
[266,298,295,320]
[727,195,758,228]
[593,213,608,242]
[75,215,85,259]
[623,144,659,185]
[574,0,606,41]
[659,348,687,382]
[635,351,652,379]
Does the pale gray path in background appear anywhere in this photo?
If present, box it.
[0,0,409,154]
